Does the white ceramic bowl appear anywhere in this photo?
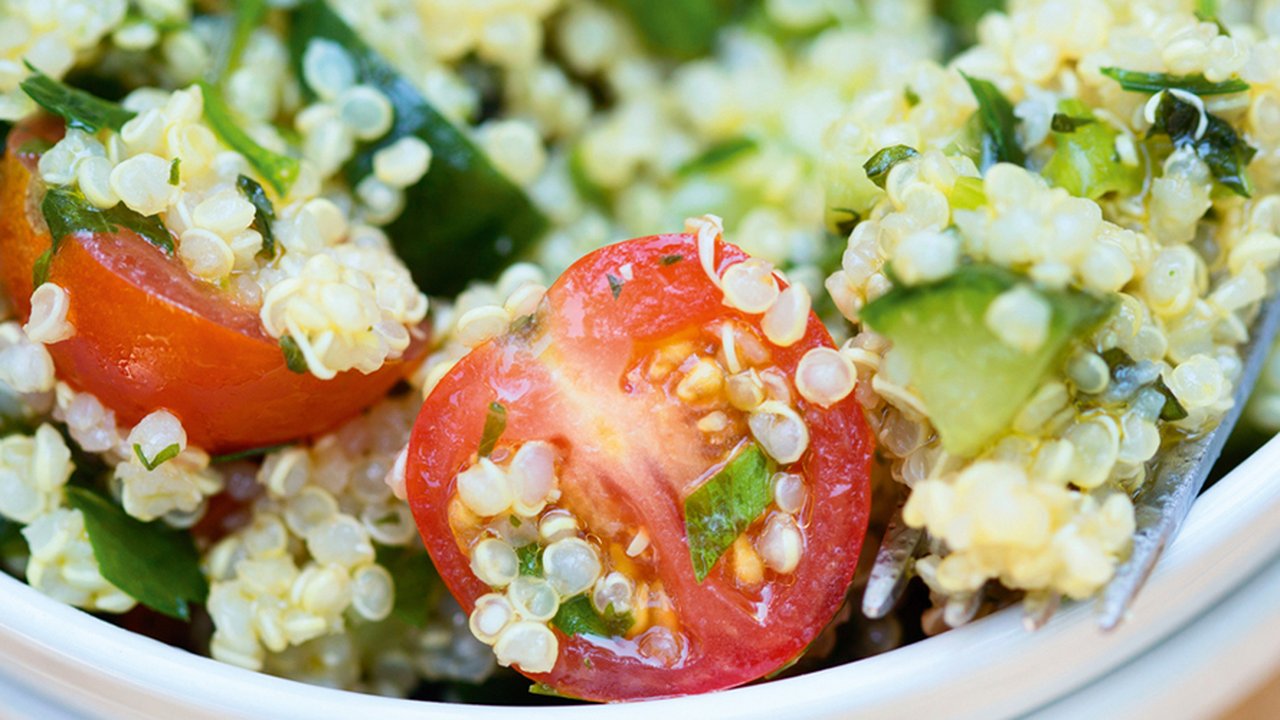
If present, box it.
[2,436,1279,719]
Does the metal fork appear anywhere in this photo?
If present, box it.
[861,290,1280,630]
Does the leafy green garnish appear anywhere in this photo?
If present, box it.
[863,145,919,189]
[961,71,1024,170]
[1147,90,1257,197]
[611,0,748,59]
[862,265,1114,457]
[935,0,1005,56]
[168,158,181,186]
[199,80,299,196]
[64,486,208,620]
[551,594,633,638]
[607,273,624,300]
[949,176,986,210]
[223,0,269,79]
[210,442,294,464]
[375,544,444,629]
[677,136,758,177]
[133,442,181,471]
[236,174,277,259]
[905,86,921,106]
[831,207,861,236]
[19,63,136,134]
[1099,67,1248,96]
[1043,99,1142,200]
[684,443,773,582]
[37,187,174,286]
[279,335,308,373]
[1049,114,1095,133]
[517,543,542,577]
[478,401,507,457]
[289,0,547,295]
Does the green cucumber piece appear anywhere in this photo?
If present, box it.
[861,265,1113,457]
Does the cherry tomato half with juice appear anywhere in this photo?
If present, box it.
[0,117,425,453]
[406,232,872,701]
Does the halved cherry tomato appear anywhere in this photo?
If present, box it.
[0,117,426,453]
[406,233,872,701]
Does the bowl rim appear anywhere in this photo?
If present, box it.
[2,435,1279,719]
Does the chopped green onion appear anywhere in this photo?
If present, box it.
[19,63,136,134]
[684,443,774,582]
[960,71,1025,170]
[167,158,181,185]
[478,401,507,457]
[65,486,208,620]
[863,145,919,189]
[1099,66,1248,96]
[199,80,299,196]
[133,442,181,471]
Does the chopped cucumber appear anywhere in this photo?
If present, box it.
[861,265,1114,457]
[1042,99,1142,200]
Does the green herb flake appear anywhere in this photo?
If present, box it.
[167,158,181,186]
[677,136,758,177]
[1147,90,1257,197]
[1043,99,1142,200]
[1049,113,1095,133]
[904,86,920,107]
[529,683,582,700]
[289,0,547,296]
[863,145,919,189]
[478,401,507,457]
[611,0,745,59]
[375,544,443,629]
[236,174,277,259]
[831,207,861,236]
[961,71,1025,170]
[551,594,633,638]
[199,80,299,196]
[684,443,774,582]
[19,63,136,133]
[280,335,308,374]
[210,442,294,464]
[133,442,181,471]
[607,273,624,300]
[517,543,542,576]
[37,187,174,286]
[1099,66,1248,96]
[660,254,684,266]
[64,486,208,620]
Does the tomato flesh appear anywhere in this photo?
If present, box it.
[407,233,872,701]
[0,118,425,452]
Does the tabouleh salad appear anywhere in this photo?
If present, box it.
[0,0,1277,706]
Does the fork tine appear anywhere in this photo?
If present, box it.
[862,501,924,619]
[1097,291,1280,630]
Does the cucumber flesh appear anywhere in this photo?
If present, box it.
[861,265,1114,458]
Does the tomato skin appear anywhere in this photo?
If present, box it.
[0,117,426,452]
[407,233,873,701]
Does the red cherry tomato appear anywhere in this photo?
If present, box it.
[0,117,425,452]
[406,233,872,701]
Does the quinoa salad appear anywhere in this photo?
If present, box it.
[0,0,1278,705]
